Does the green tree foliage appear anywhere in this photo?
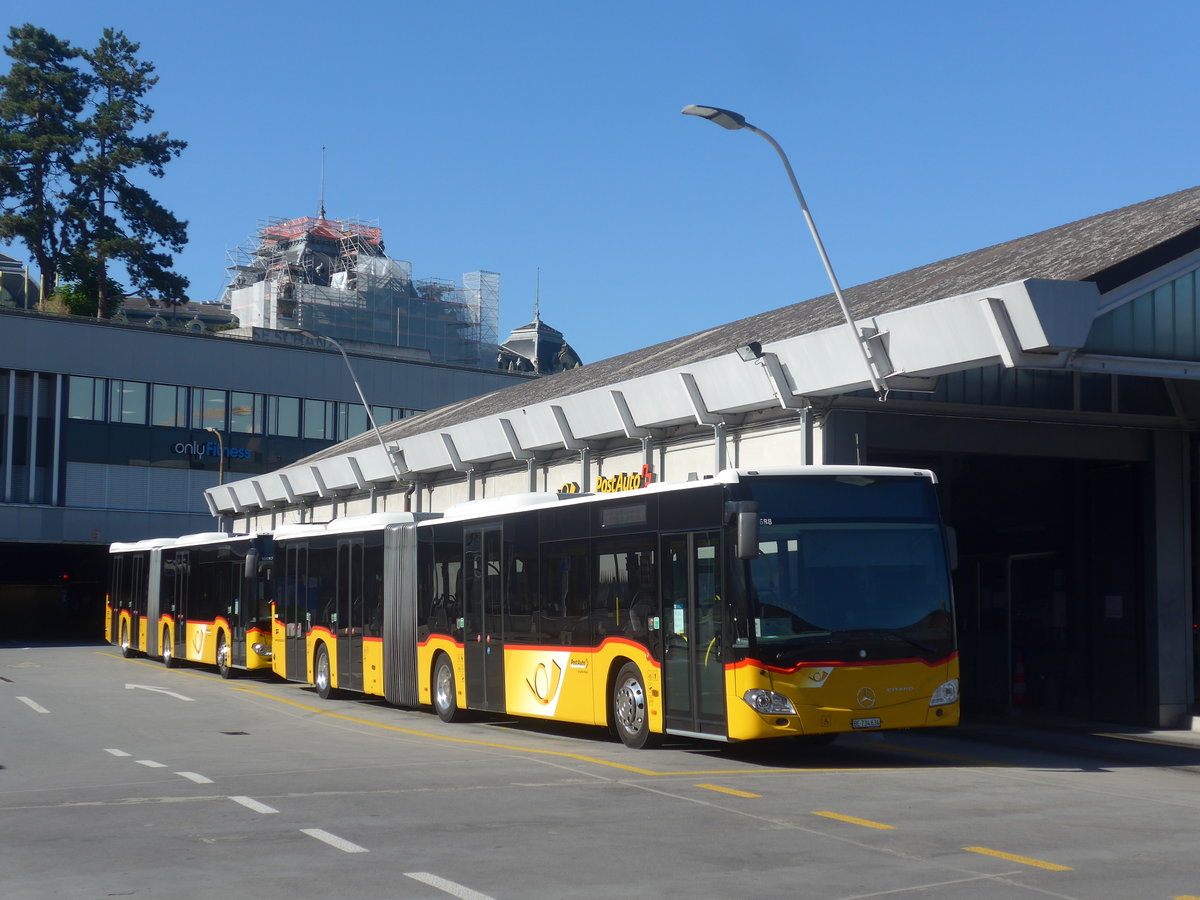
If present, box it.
[0,24,188,316]
[52,253,123,317]
[0,24,85,302]
[71,28,188,313]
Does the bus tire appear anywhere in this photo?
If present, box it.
[314,644,333,700]
[433,655,466,723]
[216,633,235,680]
[120,621,135,659]
[612,662,660,749]
[162,629,178,668]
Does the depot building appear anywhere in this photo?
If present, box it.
[209,187,1200,730]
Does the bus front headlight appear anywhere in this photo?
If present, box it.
[743,689,797,715]
[929,679,959,707]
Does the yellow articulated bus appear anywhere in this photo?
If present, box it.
[107,531,274,678]
[270,466,959,748]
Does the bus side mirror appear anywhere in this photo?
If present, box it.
[726,501,760,561]
[244,548,259,580]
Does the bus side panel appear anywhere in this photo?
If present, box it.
[308,629,335,688]
[185,621,218,665]
[137,616,148,653]
[271,610,287,679]
[417,637,464,708]
[362,637,384,696]
[591,640,662,735]
[104,597,113,643]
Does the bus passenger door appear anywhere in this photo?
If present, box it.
[170,552,188,662]
[336,539,365,693]
[660,532,727,738]
[229,557,246,668]
[284,544,309,682]
[464,525,505,712]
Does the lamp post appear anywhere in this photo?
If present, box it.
[298,330,408,486]
[681,104,884,397]
[204,426,225,485]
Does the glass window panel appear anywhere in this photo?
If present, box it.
[151,384,188,427]
[192,388,226,429]
[109,380,147,424]
[303,399,328,440]
[230,391,263,434]
[269,396,300,437]
[339,402,368,439]
[68,376,103,420]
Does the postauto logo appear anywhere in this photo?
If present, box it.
[172,440,252,460]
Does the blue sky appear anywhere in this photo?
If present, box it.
[5,2,1199,365]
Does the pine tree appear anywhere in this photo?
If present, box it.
[71,28,188,315]
[0,24,86,302]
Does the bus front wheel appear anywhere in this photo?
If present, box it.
[314,645,333,700]
[612,662,660,749]
[216,634,235,679]
[433,655,466,723]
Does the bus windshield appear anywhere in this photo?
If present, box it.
[736,476,954,665]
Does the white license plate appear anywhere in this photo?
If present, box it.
[851,717,882,729]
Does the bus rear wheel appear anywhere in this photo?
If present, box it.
[612,662,660,749]
[433,655,466,723]
[162,629,178,668]
[216,634,235,679]
[314,645,333,700]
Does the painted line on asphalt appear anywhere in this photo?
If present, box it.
[230,795,279,814]
[300,828,369,853]
[136,760,168,769]
[176,772,213,784]
[962,846,1072,871]
[16,696,49,714]
[104,748,131,757]
[228,684,887,778]
[696,783,761,798]
[812,810,896,830]
[405,872,496,900]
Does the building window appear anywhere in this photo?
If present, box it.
[230,391,264,434]
[338,402,368,440]
[303,398,335,440]
[192,388,227,430]
[151,384,189,427]
[108,380,148,424]
[268,396,300,437]
[67,376,106,421]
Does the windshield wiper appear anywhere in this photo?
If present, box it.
[837,629,939,655]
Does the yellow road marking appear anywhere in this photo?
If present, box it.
[812,810,895,830]
[98,651,950,779]
[696,783,761,798]
[963,846,1072,871]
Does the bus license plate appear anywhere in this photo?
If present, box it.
[851,717,882,729]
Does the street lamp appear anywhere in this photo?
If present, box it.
[204,426,225,485]
[681,104,885,398]
[297,330,408,486]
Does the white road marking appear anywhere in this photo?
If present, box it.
[405,872,496,900]
[176,772,213,784]
[16,696,49,714]
[230,795,279,814]
[136,760,167,768]
[125,683,194,702]
[300,828,369,854]
[104,748,131,757]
